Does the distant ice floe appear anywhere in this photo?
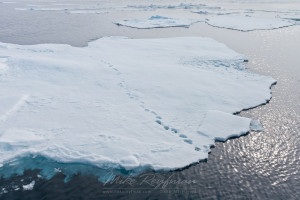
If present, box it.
[0,37,275,181]
[122,3,209,11]
[14,3,218,13]
[115,15,201,29]
[206,15,295,31]
[15,7,68,11]
[244,8,300,24]
[15,7,108,14]
[66,10,108,14]
[192,8,241,16]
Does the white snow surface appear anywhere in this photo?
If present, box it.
[115,15,201,29]
[0,37,275,172]
[206,15,295,31]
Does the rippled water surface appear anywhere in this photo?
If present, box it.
[0,0,299,199]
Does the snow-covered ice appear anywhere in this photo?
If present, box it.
[115,15,201,29]
[197,110,252,142]
[206,15,295,31]
[0,37,275,180]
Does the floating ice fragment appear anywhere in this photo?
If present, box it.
[206,15,295,31]
[250,120,264,131]
[22,181,35,191]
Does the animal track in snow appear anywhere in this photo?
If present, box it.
[100,60,195,147]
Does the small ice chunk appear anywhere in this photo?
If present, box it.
[1,188,8,194]
[250,120,264,131]
[37,174,43,179]
[22,181,35,191]
[54,168,62,173]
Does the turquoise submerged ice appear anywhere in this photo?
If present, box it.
[0,37,275,181]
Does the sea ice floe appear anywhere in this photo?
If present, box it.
[15,7,69,11]
[115,15,201,29]
[122,3,208,11]
[66,10,107,14]
[15,6,109,12]
[15,7,109,14]
[14,3,216,13]
[192,8,240,16]
[0,37,275,179]
[206,14,295,31]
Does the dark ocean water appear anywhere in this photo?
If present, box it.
[0,1,299,199]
